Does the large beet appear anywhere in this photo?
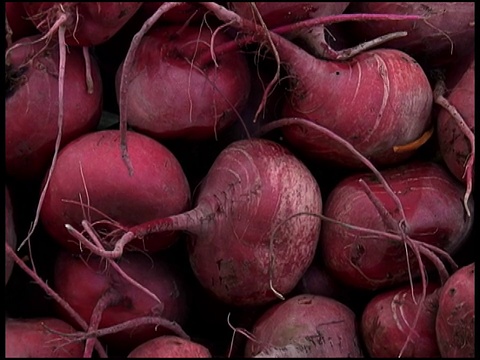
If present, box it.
[320,161,473,291]
[115,24,251,141]
[40,130,191,254]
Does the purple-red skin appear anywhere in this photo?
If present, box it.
[5,186,17,286]
[39,129,191,254]
[437,59,475,184]
[281,47,433,168]
[187,139,322,306]
[53,251,189,352]
[115,24,251,141]
[6,317,85,358]
[320,161,474,291]
[345,2,475,69]
[361,282,441,357]
[230,2,350,29]
[22,2,143,47]
[435,263,475,358]
[244,294,364,357]
[6,2,39,42]
[127,336,212,358]
[6,35,103,181]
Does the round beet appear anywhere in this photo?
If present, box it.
[115,24,251,141]
[6,35,102,180]
[53,251,189,352]
[320,161,473,291]
[40,130,191,254]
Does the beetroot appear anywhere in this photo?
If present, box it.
[40,129,191,254]
[280,47,433,168]
[436,59,475,212]
[115,24,251,141]
[245,294,363,357]
[53,250,189,353]
[361,282,441,357]
[128,336,212,358]
[320,161,473,291]
[6,35,102,180]
[6,317,85,358]
[435,262,475,358]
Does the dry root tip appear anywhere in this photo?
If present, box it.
[269,279,285,300]
[393,127,434,153]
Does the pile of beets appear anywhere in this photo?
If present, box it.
[6,2,475,358]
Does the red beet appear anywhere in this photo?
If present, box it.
[6,35,102,180]
[53,251,189,352]
[40,129,191,254]
[361,282,441,357]
[320,161,473,291]
[115,24,251,141]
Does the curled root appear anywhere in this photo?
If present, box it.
[393,127,434,153]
